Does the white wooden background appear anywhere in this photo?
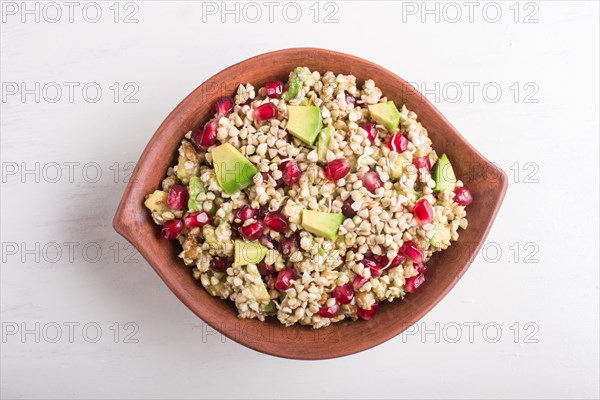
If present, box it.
[1,1,599,399]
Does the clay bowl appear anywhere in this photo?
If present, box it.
[113,48,507,359]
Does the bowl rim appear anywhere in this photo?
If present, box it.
[113,47,508,359]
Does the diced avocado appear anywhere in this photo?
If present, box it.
[212,143,258,194]
[301,210,345,241]
[368,101,401,132]
[176,155,193,183]
[244,264,270,303]
[187,176,206,211]
[317,126,334,162]
[389,155,411,180]
[144,190,168,212]
[434,154,457,192]
[202,225,218,248]
[429,224,452,249]
[282,66,308,102]
[234,240,267,267]
[286,106,323,145]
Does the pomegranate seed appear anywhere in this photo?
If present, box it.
[257,204,272,219]
[236,205,257,222]
[413,198,434,224]
[362,171,383,193]
[214,96,234,118]
[414,263,427,274]
[357,303,378,320]
[191,120,218,151]
[400,240,423,263]
[280,160,301,186]
[362,256,383,277]
[413,156,431,172]
[264,212,289,232]
[345,91,356,106]
[161,219,183,240]
[332,284,354,305]
[325,158,351,181]
[388,130,408,153]
[211,256,230,273]
[183,211,211,228]
[405,274,425,293]
[238,221,265,240]
[257,261,275,276]
[280,234,300,256]
[263,81,284,99]
[254,102,278,121]
[317,303,340,318]
[352,275,369,291]
[362,123,377,144]
[389,253,406,268]
[454,186,473,207]
[341,198,357,218]
[275,269,295,291]
[167,185,188,210]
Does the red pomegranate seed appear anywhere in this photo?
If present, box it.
[454,186,473,207]
[405,274,425,293]
[413,198,433,224]
[275,269,295,290]
[342,198,356,218]
[238,221,265,240]
[161,219,183,240]
[280,235,300,256]
[191,120,218,151]
[389,253,406,268]
[214,96,234,118]
[264,212,289,232]
[254,102,278,121]
[236,205,257,222]
[257,204,272,219]
[257,261,275,276]
[211,256,230,273]
[345,91,356,106]
[414,263,427,274]
[362,255,383,277]
[263,81,284,99]
[388,130,408,153]
[362,123,377,144]
[325,158,351,181]
[400,240,423,263]
[357,302,378,320]
[167,185,189,210]
[352,275,369,291]
[362,171,383,193]
[317,303,340,318]
[280,160,301,186]
[413,156,431,172]
[332,284,354,305]
[183,211,211,228]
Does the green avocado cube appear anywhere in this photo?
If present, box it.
[301,210,345,241]
[187,176,206,211]
[434,154,456,192]
[368,101,401,132]
[286,106,323,145]
[234,240,267,267]
[317,125,334,162]
[211,143,258,195]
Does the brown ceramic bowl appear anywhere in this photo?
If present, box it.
[113,48,507,359]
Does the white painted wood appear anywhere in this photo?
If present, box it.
[1,1,598,398]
